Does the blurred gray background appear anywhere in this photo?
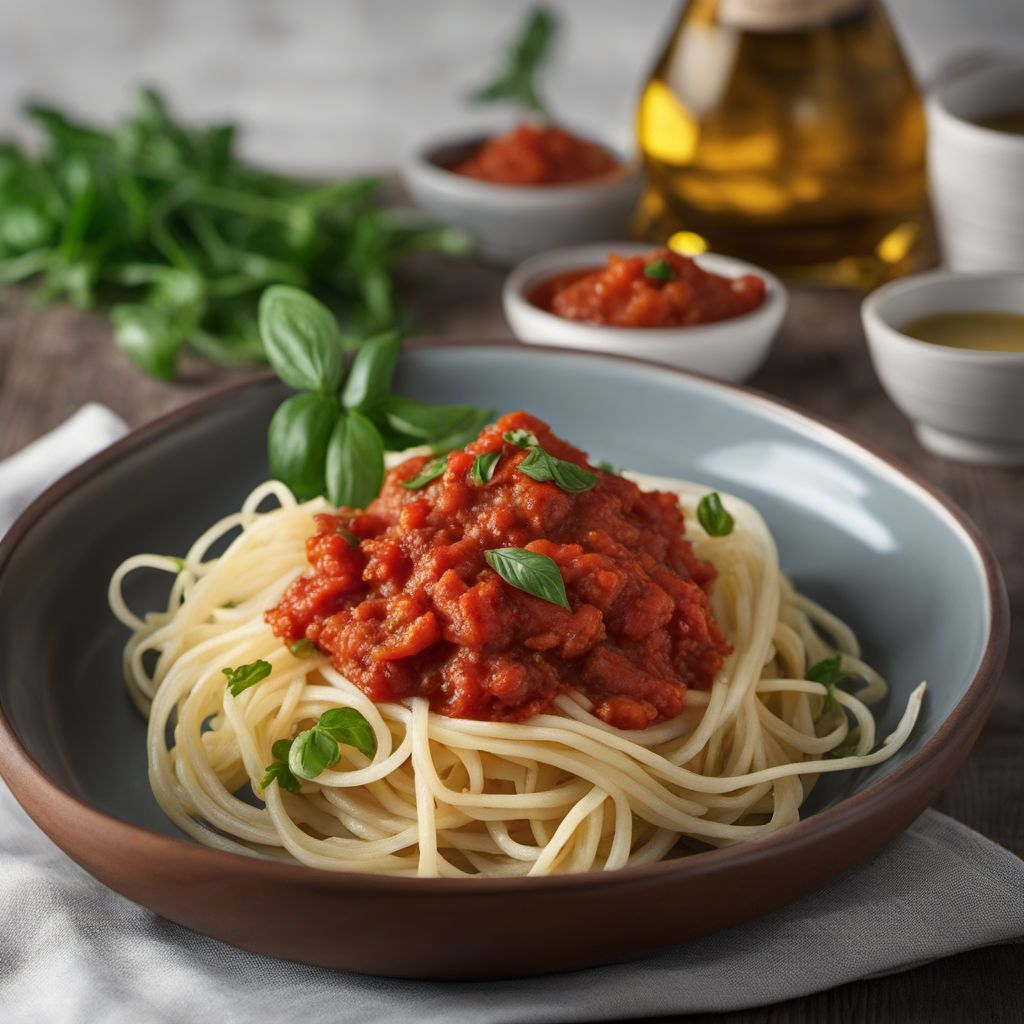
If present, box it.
[1,0,1022,173]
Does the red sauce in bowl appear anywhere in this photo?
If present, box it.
[450,124,621,186]
[266,412,730,731]
[529,249,767,328]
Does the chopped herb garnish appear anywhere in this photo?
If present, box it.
[806,654,858,713]
[222,659,272,697]
[827,743,860,760]
[336,526,360,547]
[503,428,539,449]
[400,455,447,490]
[597,459,621,474]
[485,547,571,611]
[644,259,675,282]
[288,707,377,781]
[517,446,598,493]
[260,738,301,793]
[697,492,734,537]
[289,638,317,658]
[471,450,501,486]
[222,600,237,609]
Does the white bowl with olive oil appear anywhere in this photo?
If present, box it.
[862,271,1024,466]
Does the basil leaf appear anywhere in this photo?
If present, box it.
[271,739,293,761]
[317,707,377,759]
[340,329,401,411]
[258,285,345,393]
[267,392,339,501]
[807,654,857,714]
[697,492,735,537]
[326,409,385,509]
[289,638,317,658]
[485,547,570,611]
[383,397,495,452]
[260,760,301,793]
[644,259,675,281]
[471,451,500,485]
[336,526,360,547]
[111,303,185,380]
[430,406,496,453]
[517,447,597,493]
[469,8,557,117]
[222,659,272,697]
[289,726,341,780]
[597,459,621,474]
[827,743,860,760]
[503,428,538,449]
[400,455,447,490]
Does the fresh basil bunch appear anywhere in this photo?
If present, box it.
[0,88,469,379]
[261,286,494,508]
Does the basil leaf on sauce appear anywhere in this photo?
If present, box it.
[485,547,571,611]
[258,285,346,394]
[471,450,500,486]
[288,638,317,658]
[340,329,400,412]
[326,409,385,508]
[697,492,735,537]
[222,659,272,697]
[288,707,377,780]
[267,392,340,501]
[401,455,447,490]
[643,259,675,282]
[517,446,597,493]
[317,707,377,760]
[261,739,301,793]
[503,428,538,449]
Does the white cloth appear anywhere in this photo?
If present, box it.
[0,408,1022,1023]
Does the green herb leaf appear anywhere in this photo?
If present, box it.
[806,654,857,714]
[400,455,447,490]
[336,526,360,547]
[485,547,570,611]
[827,742,860,760]
[111,303,186,380]
[340,329,401,411]
[267,392,340,502]
[517,447,597,493]
[644,259,675,282]
[289,638,317,658]
[260,760,301,793]
[697,492,735,537]
[383,397,495,453]
[597,459,621,474]
[222,659,272,697]
[503,428,539,449]
[471,451,501,486]
[258,285,346,393]
[271,739,293,762]
[469,7,558,117]
[317,707,377,759]
[325,409,385,509]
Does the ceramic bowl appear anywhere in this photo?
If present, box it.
[400,132,641,266]
[0,343,1007,979]
[927,60,1024,272]
[503,243,787,382]
[861,270,1024,466]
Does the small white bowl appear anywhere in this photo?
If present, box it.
[400,132,641,267]
[862,271,1024,466]
[502,243,787,383]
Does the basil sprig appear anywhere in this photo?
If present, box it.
[469,7,557,118]
[806,654,858,714]
[517,446,597,493]
[288,638,317,658]
[261,739,301,793]
[697,492,735,537]
[288,707,378,781]
[262,286,495,507]
[223,659,272,697]
[485,547,570,611]
[503,428,538,449]
[644,259,676,282]
[471,451,500,485]
[400,455,447,490]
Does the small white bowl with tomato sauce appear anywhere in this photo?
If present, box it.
[503,243,788,382]
[401,124,641,266]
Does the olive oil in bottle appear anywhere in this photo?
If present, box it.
[634,0,933,288]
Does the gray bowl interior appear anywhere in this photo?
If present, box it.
[0,346,993,839]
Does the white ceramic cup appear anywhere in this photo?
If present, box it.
[927,61,1024,272]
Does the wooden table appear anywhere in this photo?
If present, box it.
[0,261,1021,1022]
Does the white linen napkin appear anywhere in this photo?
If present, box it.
[0,408,1021,1023]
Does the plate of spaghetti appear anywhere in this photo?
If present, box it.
[0,340,1008,979]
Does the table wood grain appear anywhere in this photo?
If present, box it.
[0,260,1021,1023]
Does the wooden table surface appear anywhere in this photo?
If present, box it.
[0,259,1021,1022]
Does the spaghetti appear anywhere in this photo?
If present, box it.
[110,455,924,878]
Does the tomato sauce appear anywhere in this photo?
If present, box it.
[529,248,766,328]
[451,124,621,186]
[266,412,730,730]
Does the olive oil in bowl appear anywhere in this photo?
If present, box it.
[901,311,1024,352]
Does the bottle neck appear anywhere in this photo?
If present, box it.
[717,0,868,33]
